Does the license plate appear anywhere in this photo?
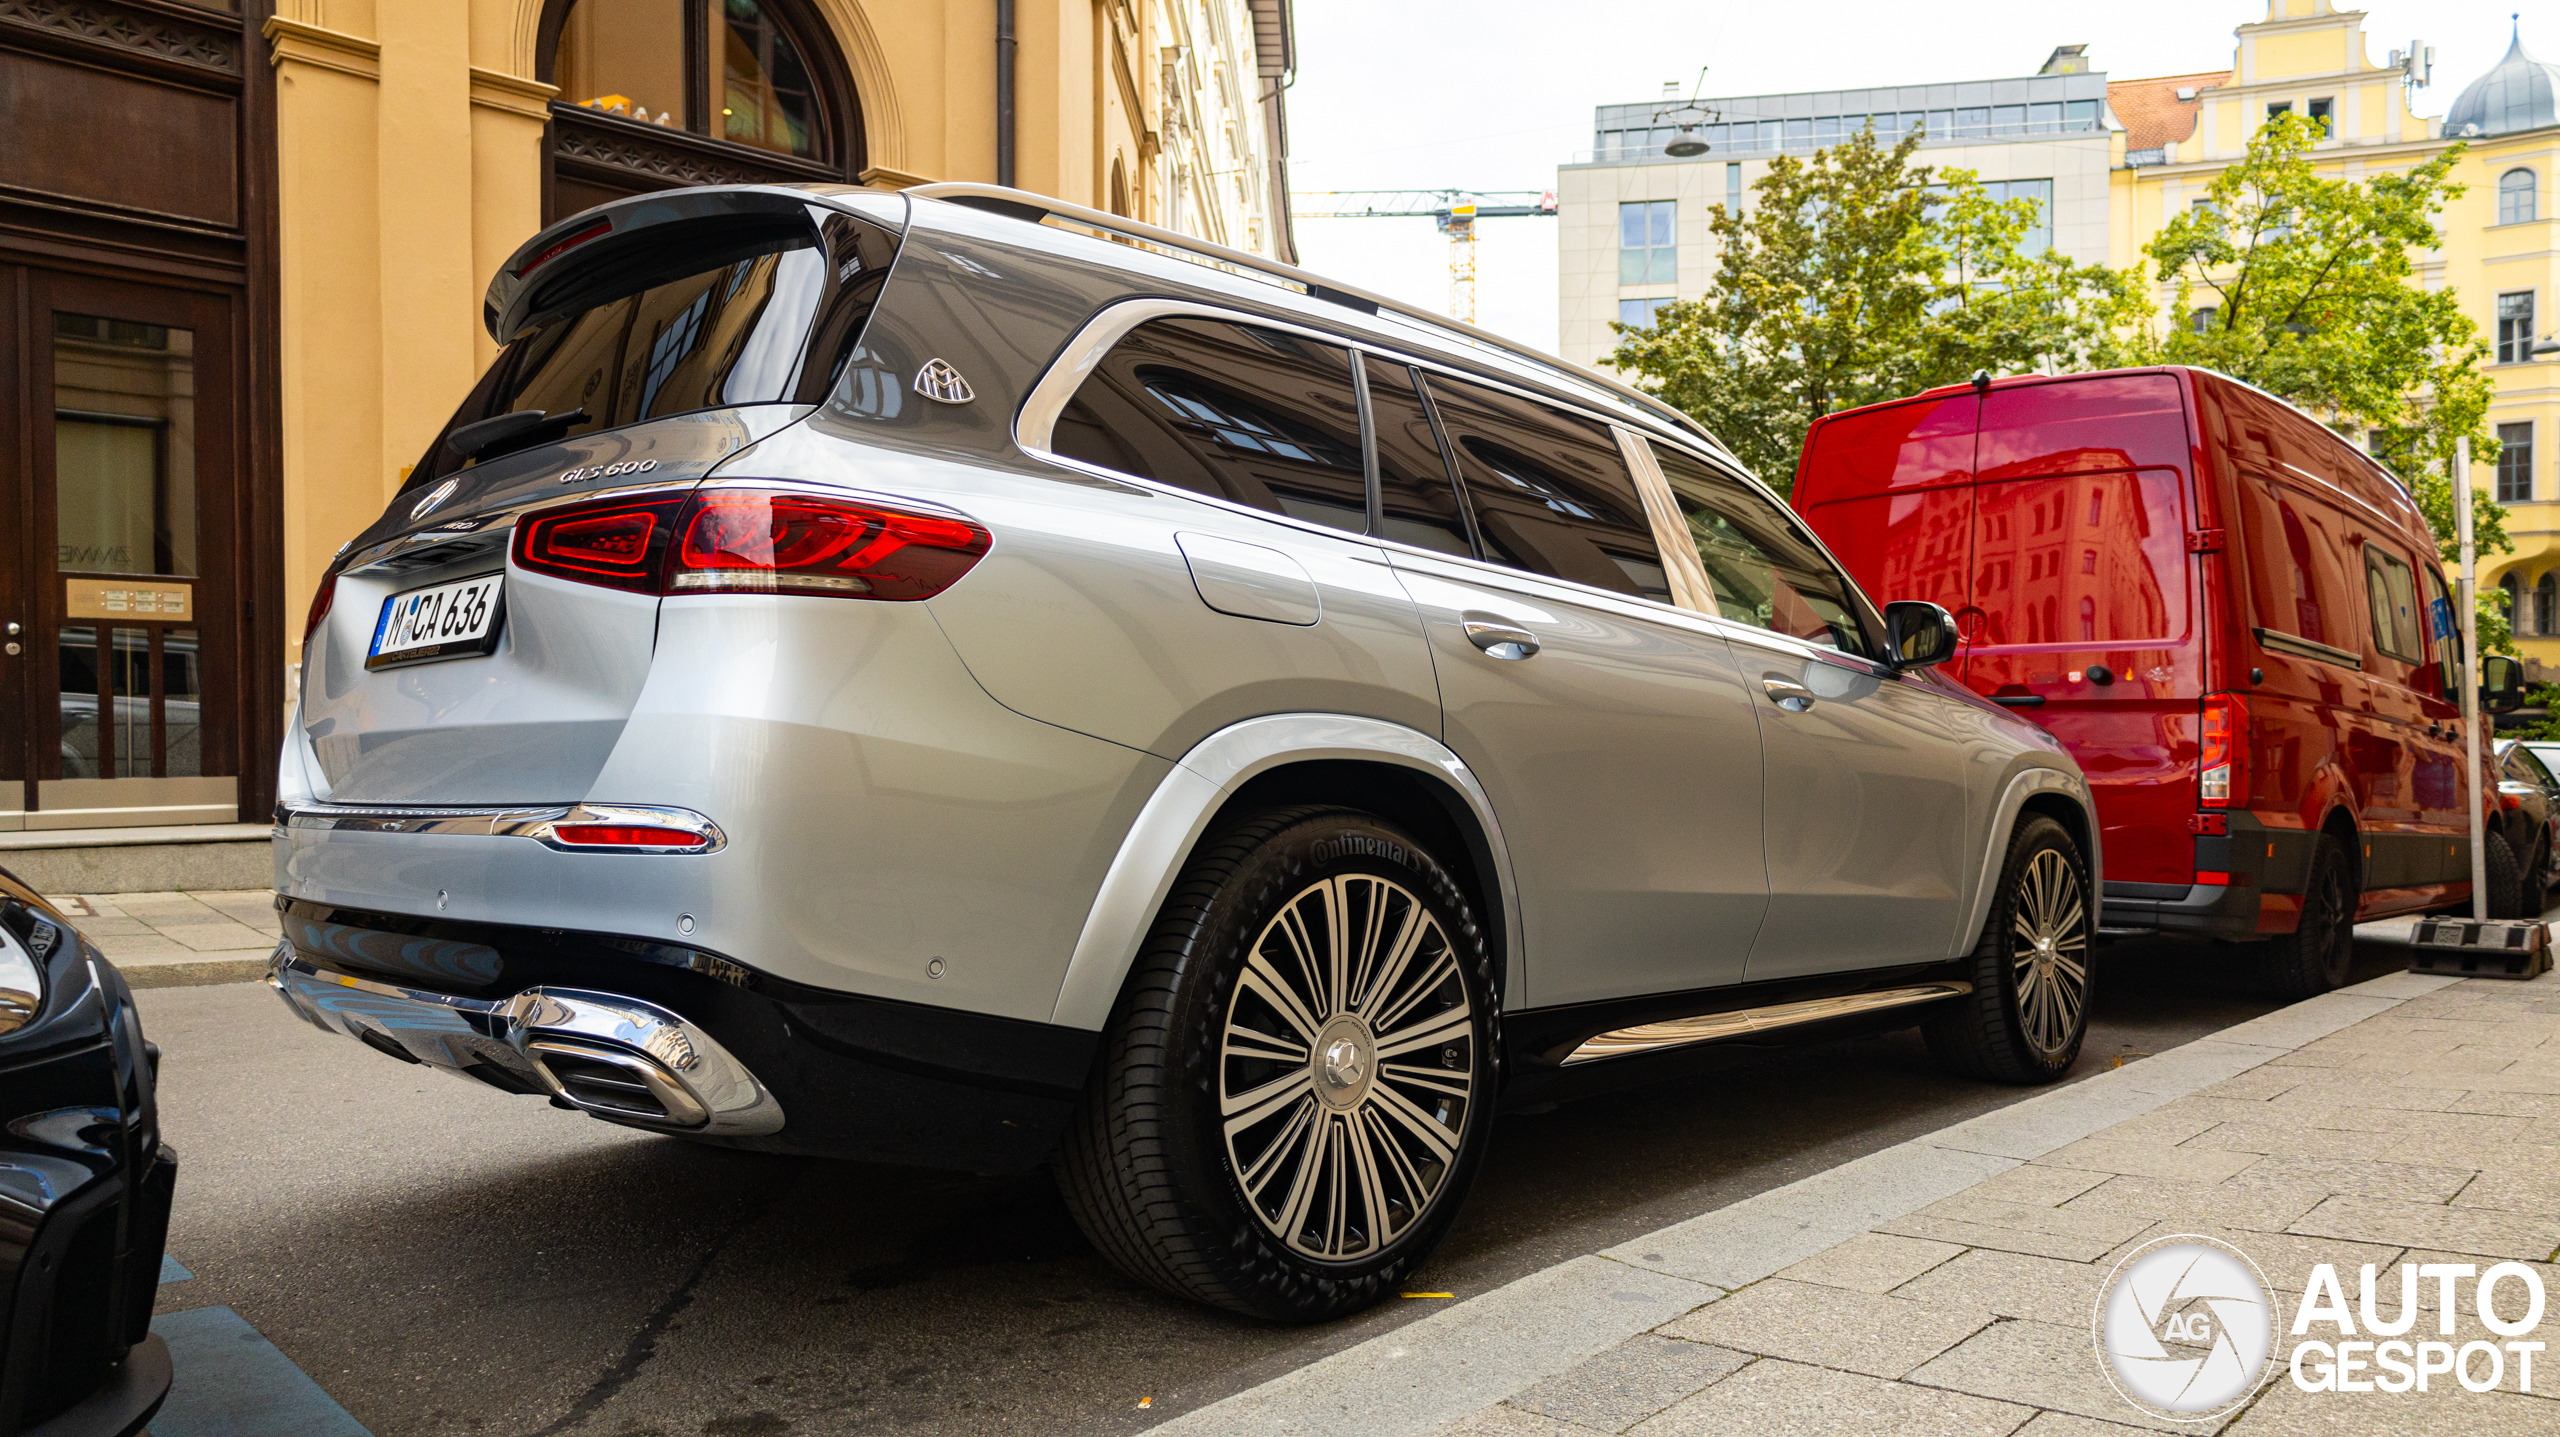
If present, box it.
[367,573,506,670]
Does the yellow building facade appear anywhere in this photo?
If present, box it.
[2107,1,2560,665]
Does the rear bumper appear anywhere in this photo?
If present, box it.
[2100,813,2314,940]
[268,902,1099,1171]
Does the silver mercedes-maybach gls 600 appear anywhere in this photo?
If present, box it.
[270,181,2100,1321]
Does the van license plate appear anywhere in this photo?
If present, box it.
[367,573,506,670]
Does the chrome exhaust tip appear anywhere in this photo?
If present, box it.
[268,947,784,1137]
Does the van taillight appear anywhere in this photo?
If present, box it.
[511,487,989,600]
[2199,693,2246,807]
[669,489,990,600]
[513,493,688,592]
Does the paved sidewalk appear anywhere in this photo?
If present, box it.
[46,889,279,987]
[1154,963,2560,1437]
[1436,965,2560,1435]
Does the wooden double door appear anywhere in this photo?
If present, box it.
[1,266,246,831]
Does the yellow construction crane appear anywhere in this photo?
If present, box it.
[1291,189,1557,324]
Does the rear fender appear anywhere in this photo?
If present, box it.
[1048,715,1521,1030]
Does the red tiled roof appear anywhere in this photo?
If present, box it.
[2109,71,2233,152]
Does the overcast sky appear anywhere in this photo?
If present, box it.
[1283,0,2535,355]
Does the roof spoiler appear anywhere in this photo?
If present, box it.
[483,185,902,344]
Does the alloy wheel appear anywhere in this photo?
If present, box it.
[2010,847,2089,1057]
[1219,874,1477,1262]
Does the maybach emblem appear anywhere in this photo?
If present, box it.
[913,358,976,404]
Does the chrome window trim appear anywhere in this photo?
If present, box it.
[277,801,727,854]
[1014,296,1750,630]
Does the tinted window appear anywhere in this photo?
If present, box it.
[2420,563,2459,699]
[1051,317,1367,533]
[1655,445,1874,659]
[2515,745,2560,786]
[2364,546,2421,664]
[2241,478,2354,650]
[1366,358,1473,557]
[428,242,828,482]
[1422,373,1668,601]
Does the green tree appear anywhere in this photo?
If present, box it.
[2128,113,2504,567]
[1606,125,2138,489]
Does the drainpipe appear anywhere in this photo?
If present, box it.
[996,0,1016,187]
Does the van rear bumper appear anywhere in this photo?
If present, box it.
[2100,814,2313,939]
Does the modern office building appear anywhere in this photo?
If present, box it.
[1555,49,2115,369]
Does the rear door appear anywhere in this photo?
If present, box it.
[1962,376,2200,888]
[2348,535,2464,908]
[1385,371,1769,1007]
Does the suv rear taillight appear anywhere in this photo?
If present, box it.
[513,493,688,593]
[2199,693,2246,807]
[512,487,989,601]
[303,571,338,642]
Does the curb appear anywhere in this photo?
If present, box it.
[1139,970,2461,1436]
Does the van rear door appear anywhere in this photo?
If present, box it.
[1963,375,2200,888]
[1791,392,1980,674]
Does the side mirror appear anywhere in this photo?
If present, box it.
[1884,600,1960,670]
[2482,654,2527,715]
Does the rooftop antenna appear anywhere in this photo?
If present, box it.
[1655,68,1718,157]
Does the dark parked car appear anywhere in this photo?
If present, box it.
[0,868,175,1437]
[2498,738,2560,906]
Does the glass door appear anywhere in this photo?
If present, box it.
[21,270,240,830]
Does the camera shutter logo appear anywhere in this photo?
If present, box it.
[913,358,975,405]
[2095,1236,2277,1419]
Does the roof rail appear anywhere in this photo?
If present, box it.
[902,181,1719,453]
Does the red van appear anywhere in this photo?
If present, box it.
[1794,367,2526,997]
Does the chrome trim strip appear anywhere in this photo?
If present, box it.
[265,946,783,1136]
[2251,626,2364,671]
[1560,981,1973,1065]
[276,801,727,854]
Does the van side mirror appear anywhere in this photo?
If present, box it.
[1884,600,1960,670]
[2481,654,2527,714]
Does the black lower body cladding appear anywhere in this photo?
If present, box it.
[277,901,1097,1172]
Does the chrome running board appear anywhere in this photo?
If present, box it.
[1560,981,1972,1065]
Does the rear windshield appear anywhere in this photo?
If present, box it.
[416,244,819,484]
[413,207,899,488]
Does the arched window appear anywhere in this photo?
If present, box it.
[2503,572,2525,632]
[2538,572,2558,636]
[540,0,861,221]
[2501,168,2539,225]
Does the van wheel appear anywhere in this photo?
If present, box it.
[2486,829,2525,920]
[2264,834,2353,1000]
[1056,808,1495,1322]
[2530,837,2554,908]
[1925,814,2090,1085]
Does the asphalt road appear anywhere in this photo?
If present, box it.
[141,924,2436,1437]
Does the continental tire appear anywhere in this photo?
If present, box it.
[2487,829,2525,920]
[1055,808,1496,1322]
[2263,833,2353,1000]
[1924,814,2090,1085]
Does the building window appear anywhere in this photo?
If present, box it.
[1620,200,1676,285]
[2266,101,2292,122]
[551,0,823,159]
[1618,297,1670,329]
[1975,178,2053,255]
[2498,421,2535,503]
[2500,168,2538,225]
[2498,292,2536,364]
[2066,99,2100,130]
[2307,97,2334,136]
[2539,572,2558,635]
[1726,163,1742,216]
[2504,572,2525,631]
[2190,306,2219,333]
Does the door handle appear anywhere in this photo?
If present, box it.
[1763,677,1816,713]
[1462,615,1539,660]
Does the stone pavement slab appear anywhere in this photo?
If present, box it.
[44,887,280,981]
[1502,1334,1751,1433]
